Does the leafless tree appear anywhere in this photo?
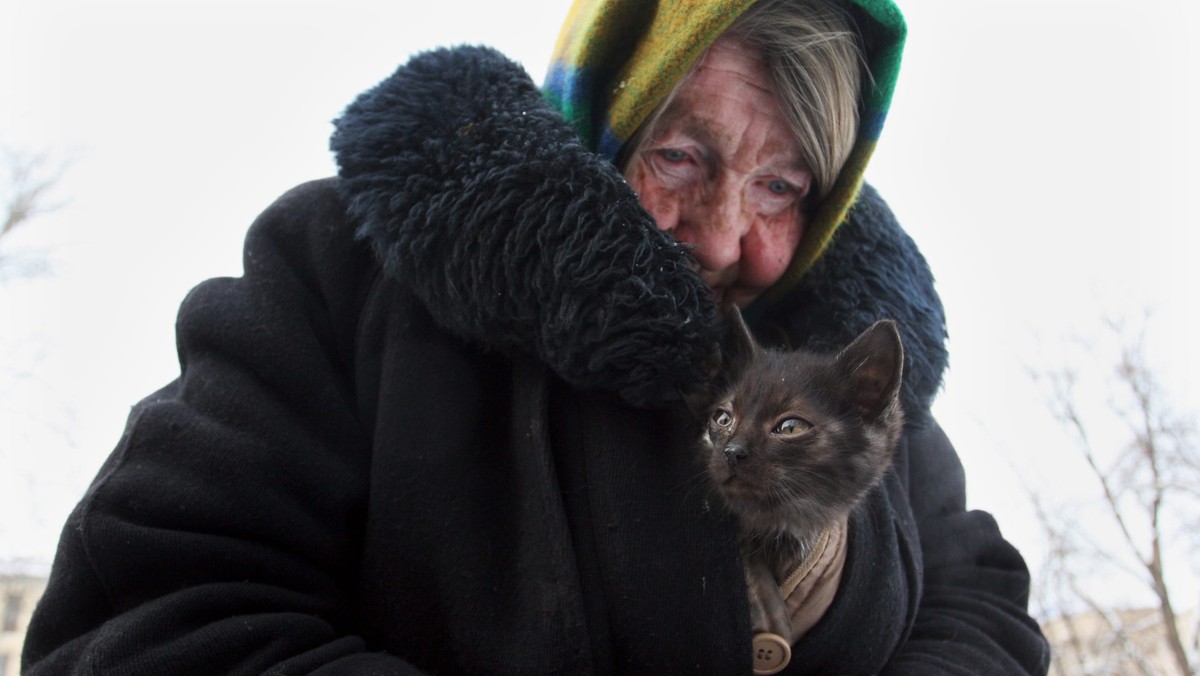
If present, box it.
[1031,315,1198,675]
[2,147,62,235]
[0,145,64,276]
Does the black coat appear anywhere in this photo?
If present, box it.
[25,47,1049,675]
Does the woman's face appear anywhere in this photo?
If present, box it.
[626,36,811,310]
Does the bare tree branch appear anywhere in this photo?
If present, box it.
[1,146,64,238]
[1029,314,1199,675]
[1048,366,1151,572]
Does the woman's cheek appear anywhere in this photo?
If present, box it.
[741,213,803,287]
[628,163,679,233]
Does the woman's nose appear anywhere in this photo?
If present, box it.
[676,186,749,274]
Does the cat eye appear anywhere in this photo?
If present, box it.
[774,418,812,436]
[711,410,734,428]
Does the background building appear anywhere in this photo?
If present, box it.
[1044,607,1198,676]
[0,573,47,676]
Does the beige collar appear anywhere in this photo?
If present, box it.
[781,516,849,640]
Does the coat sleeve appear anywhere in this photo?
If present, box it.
[22,180,426,675]
[882,421,1051,675]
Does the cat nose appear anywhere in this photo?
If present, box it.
[724,445,748,468]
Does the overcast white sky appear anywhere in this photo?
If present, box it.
[2,0,1197,613]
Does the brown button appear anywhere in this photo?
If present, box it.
[752,632,791,675]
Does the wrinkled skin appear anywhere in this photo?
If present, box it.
[625,36,810,310]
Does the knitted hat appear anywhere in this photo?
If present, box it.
[543,0,906,304]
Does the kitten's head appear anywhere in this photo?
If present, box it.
[702,307,905,539]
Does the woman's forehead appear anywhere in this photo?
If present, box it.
[655,39,804,169]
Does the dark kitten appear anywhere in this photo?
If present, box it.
[701,307,905,642]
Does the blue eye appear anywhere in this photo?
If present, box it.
[767,179,792,195]
[659,148,689,163]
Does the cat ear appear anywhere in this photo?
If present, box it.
[679,342,722,422]
[679,309,754,423]
[836,320,904,421]
[721,305,760,378]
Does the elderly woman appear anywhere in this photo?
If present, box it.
[24,0,1049,674]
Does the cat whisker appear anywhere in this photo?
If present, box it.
[677,467,720,507]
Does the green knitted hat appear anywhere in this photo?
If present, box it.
[542,0,906,302]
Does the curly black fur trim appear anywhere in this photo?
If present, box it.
[331,46,719,407]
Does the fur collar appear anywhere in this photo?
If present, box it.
[331,46,718,408]
[331,46,946,419]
